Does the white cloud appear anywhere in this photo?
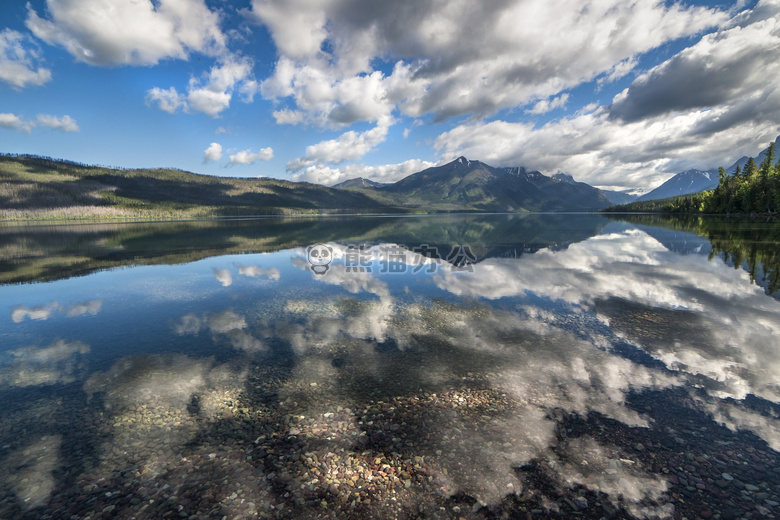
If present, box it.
[0,113,35,133]
[36,114,79,132]
[26,0,226,66]
[203,142,223,163]
[147,57,256,118]
[145,86,186,114]
[286,116,394,172]
[597,56,638,88]
[187,57,253,117]
[0,28,52,88]
[1,113,80,134]
[290,158,435,185]
[609,1,780,125]
[249,0,728,125]
[526,94,570,115]
[229,147,274,165]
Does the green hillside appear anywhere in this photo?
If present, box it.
[0,154,396,220]
[603,138,780,216]
[1,154,615,219]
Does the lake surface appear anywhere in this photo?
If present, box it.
[1,214,779,520]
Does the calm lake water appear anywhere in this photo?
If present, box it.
[1,214,779,520]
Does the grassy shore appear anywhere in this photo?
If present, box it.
[0,154,398,220]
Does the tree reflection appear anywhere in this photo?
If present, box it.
[609,214,780,295]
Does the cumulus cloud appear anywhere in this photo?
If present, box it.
[290,158,435,185]
[203,142,223,163]
[145,86,186,114]
[286,116,394,172]
[609,1,780,124]
[187,57,254,116]
[0,113,35,133]
[147,57,257,118]
[526,94,570,115]
[229,146,274,165]
[249,0,727,125]
[25,0,226,66]
[1,113,79,134]
[36,114,79,132]
[0,28,52,88]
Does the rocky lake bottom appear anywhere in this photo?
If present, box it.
[1,215,779,519]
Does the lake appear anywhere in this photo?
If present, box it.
[1,214,779,520]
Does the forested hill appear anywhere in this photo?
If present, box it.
[0,154,395,219]
[605,139,780,215]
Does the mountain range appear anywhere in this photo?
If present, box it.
[3,136,779,219]
[335,156,613,212]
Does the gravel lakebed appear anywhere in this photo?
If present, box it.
[1,353,778,520]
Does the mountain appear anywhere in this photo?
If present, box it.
[1,154,613,219]
[601,189,639,205]
[379,157,612,212]
[636,168,720,202]
[332,177,389,189]
[638,135,780,202]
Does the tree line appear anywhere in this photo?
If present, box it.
[605,140,780,215]
[702,141,779,214]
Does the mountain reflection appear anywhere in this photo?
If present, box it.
[1,215,779,519]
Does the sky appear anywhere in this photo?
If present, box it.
[1,0,779,192]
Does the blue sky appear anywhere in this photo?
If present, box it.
[1,0,779,191]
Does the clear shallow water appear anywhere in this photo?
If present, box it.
[0,214,779,519]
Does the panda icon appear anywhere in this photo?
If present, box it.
[307,243,333,275]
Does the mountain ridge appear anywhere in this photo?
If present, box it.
[370,156,612,212]
[637,135,780,202]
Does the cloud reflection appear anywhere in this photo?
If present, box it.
[0,339,90,388]
[172,309,267,354]
[11,300,102,323]
[433,229,780,405]
[279,235,780,513]
[213,267,232,287]
[2,435,61,510]
[238,264,281,280]
[83,354,249,483]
